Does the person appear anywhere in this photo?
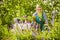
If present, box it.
[32,4,48,31]
[27,20,31,30]
[13,18,21,32]
[21,19,28,30]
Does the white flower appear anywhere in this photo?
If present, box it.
[52,1,54,4]
[43,0,47,4]
[49,3,52,6]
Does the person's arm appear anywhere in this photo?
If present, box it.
[43,12,48,24]
[32,12,37,21]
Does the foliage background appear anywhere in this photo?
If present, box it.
[0,0,60,40]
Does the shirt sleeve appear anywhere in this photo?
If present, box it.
[33,12,37,16]
[32,12,37,21]
[43,12,48,24]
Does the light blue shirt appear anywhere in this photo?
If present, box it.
[33,12,48,24]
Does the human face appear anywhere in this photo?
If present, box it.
[36,7,42,13]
